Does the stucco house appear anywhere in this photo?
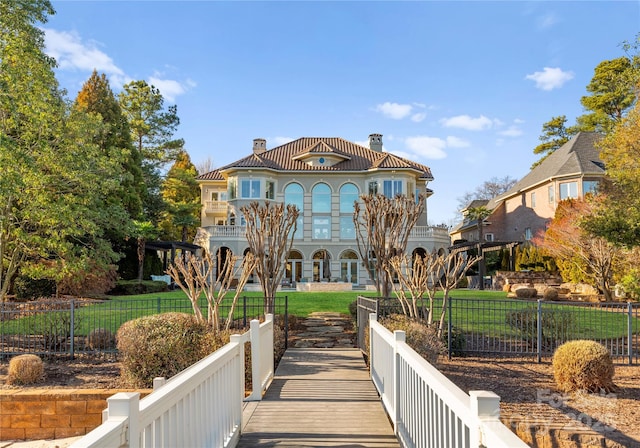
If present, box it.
[450,131,605,246]
[196,134,451,287]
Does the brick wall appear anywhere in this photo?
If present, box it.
[0,389,150,441]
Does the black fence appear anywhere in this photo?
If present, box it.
[357,295,640,364]
[0,296,288,360]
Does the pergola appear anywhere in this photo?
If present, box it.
[448,240,521,271]
[145,241,202,272]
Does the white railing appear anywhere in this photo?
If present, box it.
[409,225,451,241]
[204,225,246,238]
[369,314,528,448]
[71,315,275,448]
[204,200,228,214]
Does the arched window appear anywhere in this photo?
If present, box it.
[285,183,304,239]
[339,183,359,213]
[339,250,359,284]
[285,250,303,284]
[312,183,331,213]
[312,250,331,282]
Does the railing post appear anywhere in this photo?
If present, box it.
[153,377,166,390]
[247,318,262,401]
[393,330,406,433]
[284,295,289,350]
[470,390,500,448]
[537,299,543,363]
[106,392,140,448]
[628,302,633,365]
[368,313,377,375]
[70,300,75,360]
[230,334,245,428]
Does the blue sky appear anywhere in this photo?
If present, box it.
[44,1,640,225]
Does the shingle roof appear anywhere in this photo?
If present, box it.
[493,132,603,204]
[196,137,433,181]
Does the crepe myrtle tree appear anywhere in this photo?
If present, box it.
[353,194,426,297]
[241,201,299,313]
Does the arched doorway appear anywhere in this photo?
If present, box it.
[216,247,232,280]
[285,250,303,284]
[243,247,256,283]
[339,250,359,284]
[312,250,331,282]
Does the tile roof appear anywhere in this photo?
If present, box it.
[492,131,604,205]
[196,137,433,181]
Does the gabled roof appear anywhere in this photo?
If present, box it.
[196,137,434,181]
[493,132,604,204]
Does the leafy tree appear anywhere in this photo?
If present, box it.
[353,194,426,297]
[466,205,491,289]
[577,56,639,133]
[159,150,201,242]
[534,199,621,301]
[0,1,126,299]
[119,80,184,223]
[531,115,578,168]
[74,70,145,220]
[131,220,157,282]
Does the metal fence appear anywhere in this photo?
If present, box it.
[357,295,640,364]
[0,296,288,360]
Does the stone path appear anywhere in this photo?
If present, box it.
[287,312,357,349]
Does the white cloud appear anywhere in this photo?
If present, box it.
[445,136,470,148]
[148,76,195,103]
[271,136,295,147]
[374,102,413,120]
[411,113,426,123]
[404,136,448,159]
[525,67,574,91]
[499,126,523,137]
[43,28,123,76]
[514,118,525,124]
[440,115,495,131]
[537,12,559,29]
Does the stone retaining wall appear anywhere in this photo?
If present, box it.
[0,388,150,441]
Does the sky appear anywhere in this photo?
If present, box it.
[43,0,640,226]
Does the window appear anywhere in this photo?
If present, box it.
[312,183,331,213]
[559,182,578,200]
[383,180,402,198]
[284,183,304,211]
[339,183,359,213]
[228,178,237,200]
[240,179,260,198]
[485,233,494,242]
[524,227,532,241]
[313,217,331,239]
[548,185,555,204]
[340,217,355,239]
[531,192,536,208]
[368,181,378,195]
[266,180,275,200]
[583,180,599,196]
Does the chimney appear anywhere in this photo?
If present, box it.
[253,138,266,155]
[368,133,383,152]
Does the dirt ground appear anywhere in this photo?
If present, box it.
[437,356,640,447]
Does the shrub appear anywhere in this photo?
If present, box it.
[444,325,466,356]
[552,340,615,393]
[378,314,445,365]
[108,279,168,296]
[13,276,56,300]
[515,287,538,299]
[505,307,576,348]
[7,354,44,385]
[348,300,358,319]
[116,313,222,387]
[543,287,559,301]
[86,328,115,350]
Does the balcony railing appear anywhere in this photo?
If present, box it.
[204,200,228,214]
[408,225,450,240]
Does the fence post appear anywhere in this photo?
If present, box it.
[243,296,247,328]
[284,296,289,350]
[230,333,245,428]
[368,313,377,376]
[393,329,406,432]
[106,392,140,448]
[157,297,161,314]
[628,302,633,365]
[247,318,262,401]
[153,377,166,390]
[70,300,75,360]
[469,390,500,448]
[537,299,543,363]
[448,296,453,360]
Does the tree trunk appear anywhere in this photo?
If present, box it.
[137,238,145,282]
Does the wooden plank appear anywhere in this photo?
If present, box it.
[238,349,400,447]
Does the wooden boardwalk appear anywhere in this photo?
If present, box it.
[238,348,400,447]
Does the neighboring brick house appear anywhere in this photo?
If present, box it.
[196,134,451,286]
[450,132,605,246]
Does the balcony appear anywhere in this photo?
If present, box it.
[203,225,246,238]
[409,225,450,241]
[204,200,228,214]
